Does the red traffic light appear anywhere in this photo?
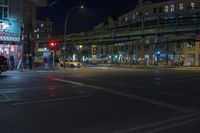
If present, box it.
[49,41,57,50]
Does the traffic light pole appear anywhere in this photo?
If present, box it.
[52,50,55,71]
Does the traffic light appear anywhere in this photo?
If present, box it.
[49,41,57,50]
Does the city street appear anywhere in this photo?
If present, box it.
[0,67,200,133]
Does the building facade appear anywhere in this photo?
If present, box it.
[35,19,52,40]
[23,0,47,56]
[35,19,53,57]
[87,0,200,66]
[0,0,47,68]
[0,0,23,60]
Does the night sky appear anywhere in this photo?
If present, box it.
[37,0,138,35]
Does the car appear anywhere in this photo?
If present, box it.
[60,60,81,68]
[34,59,43,67]
[0,55,9,74]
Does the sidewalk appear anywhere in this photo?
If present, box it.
[96,63,200,71]
[14,64,200,72]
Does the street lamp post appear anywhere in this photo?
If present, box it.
[63,5,84,69]
[78,45,83,62]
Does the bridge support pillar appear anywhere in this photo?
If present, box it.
[183,42,189,66]
[195,41,200,66]
[91,44,97,64]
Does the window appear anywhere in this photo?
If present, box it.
[165,6,169,12]
[36,34,40,39]
[153,8,157,14]
[179,3,184,10]
[145,39,150,44]
[0,0,9,19]
[145,12,149,15]
[159,7,163,13]
[191,3,195,9]
[125,16,128,21]
[171,4,175,12]
[133,13,136,19]
[41,23,44,27]
[0,0,8,5]
[187,42,195,48]
[0,0,8,4]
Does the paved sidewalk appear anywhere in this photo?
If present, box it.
[12,64,200,72]
[96,63,200,71]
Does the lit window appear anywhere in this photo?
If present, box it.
[165,5,169,12]
[41,23,44,27]
[171,4,175,12]
[136,12,138,16]
[37,34,40,39]
[125,16,128,21]
[191,3,195,9]
[179,3,184,10]
[133,13,136,19]
[145,12,149,15]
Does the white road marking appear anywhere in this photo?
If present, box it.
[0,84,66,91]
[104,89,194,113]
[112,113,200,133]
[54,78,195,113]
[144,115,200,133]
[12,94,94,106]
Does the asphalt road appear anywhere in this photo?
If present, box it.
[0,67,200,133]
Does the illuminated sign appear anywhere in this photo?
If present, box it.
[0,22,9,30]
[38,48,48,52]
[92,47,97,55]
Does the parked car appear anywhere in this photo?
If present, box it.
[0,55,9,74]
[60,60,81,68]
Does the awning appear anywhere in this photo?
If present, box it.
[0,36,20,42]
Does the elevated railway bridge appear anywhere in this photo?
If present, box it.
[37,14,200,66]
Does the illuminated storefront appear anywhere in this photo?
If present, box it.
[0,0,23,66]
[0,21,22,62]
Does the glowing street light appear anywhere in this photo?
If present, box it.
[79,45,83,49]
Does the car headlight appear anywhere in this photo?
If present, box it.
[74,63,77,66]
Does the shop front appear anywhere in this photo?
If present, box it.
[0,21,22,69]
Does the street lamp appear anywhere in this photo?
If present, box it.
[63,5,84,68]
